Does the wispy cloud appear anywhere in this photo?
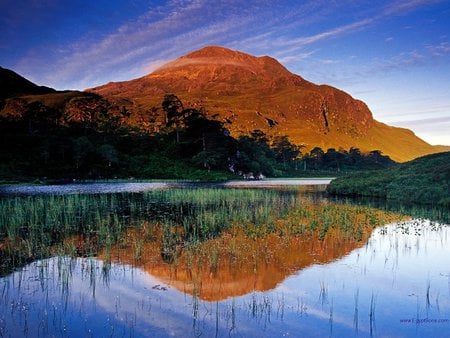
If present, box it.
[286,18,375,47]
[378,103,450,119]
[282,0,445,49]
[10,0,450,91]
[389,116,450,144]
[383,0,443,15]
[320,59,340,65]
[16,0,262,89]
[276,51,317,64]
[8,1,368,88]
[391,116,450,125]
[370,51,426,72]
[267,0,446,70]
[427,41,450,56]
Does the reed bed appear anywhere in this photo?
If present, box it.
[0,187,406,276]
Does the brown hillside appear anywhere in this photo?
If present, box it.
[89,46,441,162]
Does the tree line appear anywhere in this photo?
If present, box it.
[0,94,395,182]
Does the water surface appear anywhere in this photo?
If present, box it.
[0,179,331,195]
[1,220,448,337]
[0,185,448,337]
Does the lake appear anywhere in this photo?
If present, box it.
[0,181,448,337]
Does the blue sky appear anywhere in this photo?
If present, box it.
[1,0,449,145]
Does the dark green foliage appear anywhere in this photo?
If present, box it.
[327,152,450,206]
[299,147,395,173]
[0,94,396,182]
[182,109,235,171]
[234,130,281,177]
[272,135,302,169]
[162,93,184,143]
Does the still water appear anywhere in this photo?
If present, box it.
[0,179,332,195]
[0,183,448,337]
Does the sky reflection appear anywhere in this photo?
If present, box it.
[1,219,449,337]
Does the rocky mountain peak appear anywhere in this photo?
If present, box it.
[86,46,438,162]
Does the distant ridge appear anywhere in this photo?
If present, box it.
[0,67,107,124]
[0,66,55,99]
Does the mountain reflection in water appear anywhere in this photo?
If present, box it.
[99,225,375,301]
[1,219,449,338]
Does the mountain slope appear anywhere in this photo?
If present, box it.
[327,151,450,206]
[0,66,55,99]
[89,46,441,162]
[0,67,114,123]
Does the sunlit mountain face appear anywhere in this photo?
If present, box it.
[88,46,441,162]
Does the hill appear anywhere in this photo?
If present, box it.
[0,67,123,125]
[0,66,55,100]
[88,46,441,162]
[326,152,450,206]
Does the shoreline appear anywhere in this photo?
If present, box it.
[0,179,332,196]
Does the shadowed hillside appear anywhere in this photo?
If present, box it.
[0,66,55,100]
[327,151,450,206]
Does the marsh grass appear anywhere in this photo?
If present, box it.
[0,187,406,279]
[0,193,130,274]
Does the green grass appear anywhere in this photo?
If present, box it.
[0,189,298,274]
[327,151,450,206]
[2,185,444,276]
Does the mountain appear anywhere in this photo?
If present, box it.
[89,46,442,162]
[0,66,55,100]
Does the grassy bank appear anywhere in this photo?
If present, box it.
[327,152,450,206]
